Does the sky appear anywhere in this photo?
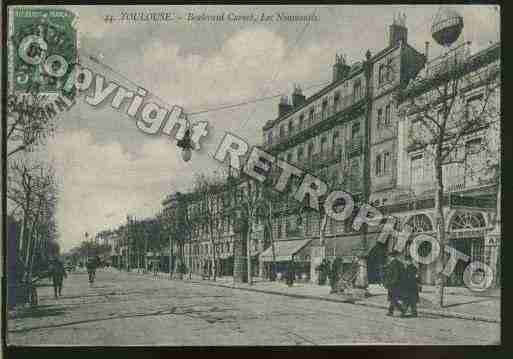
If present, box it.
[8,5,500,251]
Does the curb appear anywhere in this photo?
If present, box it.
[123,270,500,324]
[186,278,500,324]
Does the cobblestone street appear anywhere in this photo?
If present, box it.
[7,269,500,346]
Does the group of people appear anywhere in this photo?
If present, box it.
[383,250,421,318]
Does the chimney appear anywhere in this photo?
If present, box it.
[424,41,430,63]
[332,53,351,82]
[389,12,408,47]
[278,96,292,117]
[292,84,306,107]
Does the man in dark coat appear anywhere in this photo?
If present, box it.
[383,250,406,317]
[402,256,420,317]
[49,259,67,299]
[86,256,98,283]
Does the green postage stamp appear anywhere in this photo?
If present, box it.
[8,7,78,95]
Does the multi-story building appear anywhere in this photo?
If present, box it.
[261,16,426,283]
[392,41,500,286]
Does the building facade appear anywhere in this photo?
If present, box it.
[392,41,500,286]
[261,17,426,283]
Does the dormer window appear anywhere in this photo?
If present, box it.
[379,64,386,84]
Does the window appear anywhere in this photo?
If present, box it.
[299,114,304,129]
[332,131,340,152]
[288,120,294,134]
[280,124,285,138]
[353,79,362,99]
[350,158,361,191]
[267,131,273,145]
[309,108,315,123]
[377,108,383,128]
[465,138,483,187]
[308,143,314,160]
[297,147,304,163]
[375,151,391,177]
[386,58,394,82]
[351,122,360,139]
[375,154,382,176]
[334,92,341,111]
[385,104,391,126]
[465,93,484,119]
[383,151,391,174]
[320,136,327,154]
[287,152,293,163]
[410,154,424,189]
[379,64,386,84]
[322,100,328,120]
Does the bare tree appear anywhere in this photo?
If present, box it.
[7,157,58,283]
[6,93,58,158]
[193,173,226,281]
[397,43,500,307]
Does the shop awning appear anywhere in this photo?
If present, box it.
[260,239,312,262]
[327,232,382,257]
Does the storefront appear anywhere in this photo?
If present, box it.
[311,232,383,285]
[260,239,312,282]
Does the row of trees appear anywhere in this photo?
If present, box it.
[6,91,62,293]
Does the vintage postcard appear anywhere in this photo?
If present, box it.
[3,4,501,346]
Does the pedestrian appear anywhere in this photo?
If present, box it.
[286,261,295,287]
[86,257,97,283]
[49,258,67,299]
[402,256,420,317]
[153,261,159,278]
[383,250,406,317]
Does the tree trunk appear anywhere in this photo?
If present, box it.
[269,204,276,281]
[319,213,328,255]
[435,157,446,308]
[211,229,217,281]
[247,218,253,286]
[171,236,174,279]
[233,227,247,283]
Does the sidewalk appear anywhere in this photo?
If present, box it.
[125,269,500,323]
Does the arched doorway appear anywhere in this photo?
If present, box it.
[405,214,434,284]
[448,211,487,286]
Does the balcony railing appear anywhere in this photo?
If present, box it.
[425,42,471,79]
[346,137,362,155]
[265,92,365,148]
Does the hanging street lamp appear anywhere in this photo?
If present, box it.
[177,127,194,162]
